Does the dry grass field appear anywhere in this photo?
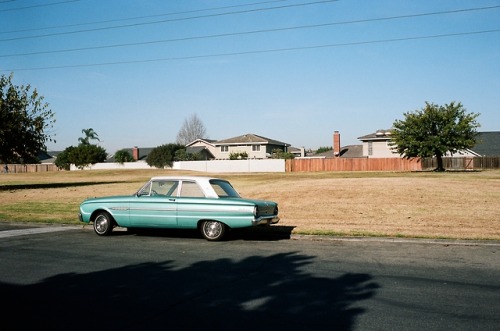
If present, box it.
[1,169,499,240]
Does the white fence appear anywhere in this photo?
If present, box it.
[70,161,154,171]
[70,159,286,173]
[173,159,285,173]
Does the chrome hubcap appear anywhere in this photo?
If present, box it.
[95,216,107,233]
[204,221,221,238]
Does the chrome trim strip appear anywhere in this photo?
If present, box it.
[110,207,129,211]
[128,207,176,212]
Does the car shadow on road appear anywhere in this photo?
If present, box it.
[2,252,379,330]
[120,225,296,241]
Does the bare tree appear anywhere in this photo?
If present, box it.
[176,113,207,145]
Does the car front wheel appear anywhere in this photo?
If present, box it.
[200,220,226,241]
[93,211,114,236]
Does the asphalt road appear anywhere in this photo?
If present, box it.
[0,223,499,331]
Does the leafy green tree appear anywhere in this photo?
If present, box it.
[71,144,107,169]
[146,143,184,168]
[174,148,202,161]
[390,102,480,172]
[272,148,295,159]
[114,149,134,164]
[55,144,107,170]
[315,146,332,154]
[0,73,56,163]
[54,146,75,170]
[55,128,107,170]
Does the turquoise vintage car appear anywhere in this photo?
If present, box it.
[79,176,280,241]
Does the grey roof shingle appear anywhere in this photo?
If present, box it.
[215,133,290,146]
[357,129,393,141]
[315,145,364,158]
[472,132,500,156]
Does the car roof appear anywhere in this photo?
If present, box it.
[148,176,231,199]
[150,176,222,182]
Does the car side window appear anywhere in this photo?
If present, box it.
[180,181,205,197]
[151,180,178,196]
[165,181,179,196]
[137,180,178,196]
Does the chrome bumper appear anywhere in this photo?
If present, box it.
[252,216,280,226]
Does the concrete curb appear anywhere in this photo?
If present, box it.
[290,234,500,246]
[1,222,499,246]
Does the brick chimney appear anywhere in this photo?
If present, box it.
[333,131,340,157]
[132,146,139,161]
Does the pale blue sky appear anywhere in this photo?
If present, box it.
[1,0,499,154]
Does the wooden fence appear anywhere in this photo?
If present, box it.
[2,164,59,173]
[285,157,422,172]
[421,157,500,170]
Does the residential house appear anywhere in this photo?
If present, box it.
[472,131,500,156]
[185,139,217,160]
[314,145,364,158]
[39,151,61,164]
[214,133,291,159]
[129,147,155,161]
[312,131,364,158]
[105,134,290,163]
[357,130,500,158]
[357,129,400,158]
[288,146,306,158]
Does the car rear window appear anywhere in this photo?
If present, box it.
[210,180,240,198]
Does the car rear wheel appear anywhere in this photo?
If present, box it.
[200,220,226,241]
[93,211,114,236]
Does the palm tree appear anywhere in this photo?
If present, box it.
[78,128,100,145]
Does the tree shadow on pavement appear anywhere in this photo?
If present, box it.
[0,181,124,191]
[2,252,379,330]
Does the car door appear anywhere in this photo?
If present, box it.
[129,179,179,227]
[175,180,209,228]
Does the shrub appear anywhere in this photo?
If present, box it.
[55,144,107,170]
[114,149,134,164]
[146,143,184,168]
[229,151,248,160]
[272,149,295,159]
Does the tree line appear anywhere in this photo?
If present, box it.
[1,73,481,172]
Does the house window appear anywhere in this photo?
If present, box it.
[368,142,373,156]
[252,145,260,152]
[221,146,228,153]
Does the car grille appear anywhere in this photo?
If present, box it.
[258,205,277,216]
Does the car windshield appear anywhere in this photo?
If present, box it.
[210,179,241,198]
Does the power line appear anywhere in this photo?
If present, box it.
[0,0,79,12]
[1,5,498,58]
[0,0,339,42]
[3,29,498,72]
[0,0,289,34]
